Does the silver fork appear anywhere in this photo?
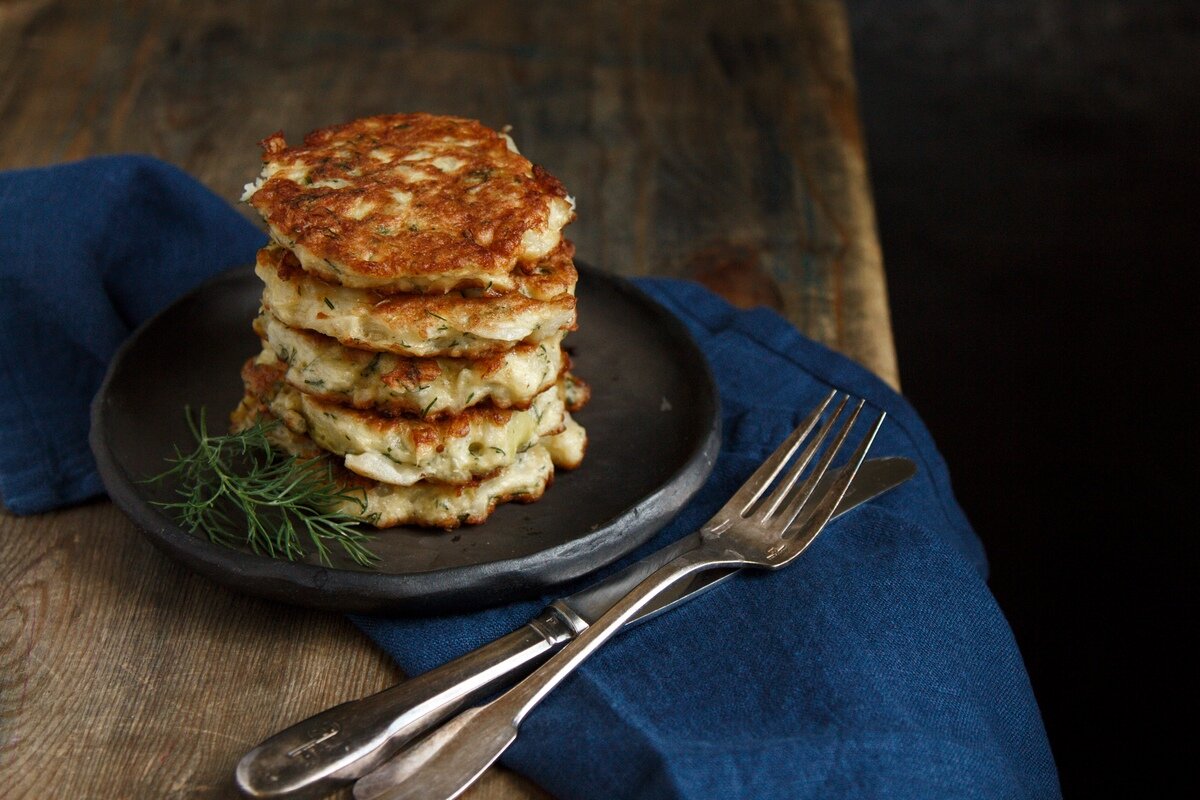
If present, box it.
[355,391,886,800]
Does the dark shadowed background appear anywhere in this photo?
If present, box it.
[845,1,1196,794]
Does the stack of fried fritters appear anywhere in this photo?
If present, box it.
[231,113,588,528]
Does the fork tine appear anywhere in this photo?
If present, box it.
[725,389,838,517]
[768,398,864,527]
[779,409,886,552]
[756,395,852,522]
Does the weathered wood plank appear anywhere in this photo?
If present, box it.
[0,504,548,799]
[0,504,398,799]
[0,1,894,798]
[0,0,896,383]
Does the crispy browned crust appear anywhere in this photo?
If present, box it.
[270,240,578,301]
[230,396,555,529]
[240,358,519,447]
[258,244,577,358]
[255,312,567,417]
[247,113,573,290]
[240,356,287,402]
[563,371,591,412]
[507,240,578,300]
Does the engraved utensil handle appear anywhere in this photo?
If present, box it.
[234,608,578,799]
[239,457,915,799]
[354,547,741,800]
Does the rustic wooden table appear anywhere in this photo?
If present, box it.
[0,1,897,797]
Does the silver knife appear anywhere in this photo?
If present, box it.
[235,456,916,800]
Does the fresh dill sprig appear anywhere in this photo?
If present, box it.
[146,408,379,567]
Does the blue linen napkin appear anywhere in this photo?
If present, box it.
[0,155,264,513]
[0,156,1059,799]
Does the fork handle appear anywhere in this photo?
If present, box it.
[353,545,745,800]
[501,545,742,724]
[235,607,576,799]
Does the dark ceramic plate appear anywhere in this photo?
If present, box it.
[90,264,720,613]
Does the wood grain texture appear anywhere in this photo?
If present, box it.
[0,0,896,384]
[0,1,894,798]
[0,505,548,800]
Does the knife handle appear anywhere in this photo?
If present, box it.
[234,607,579,799]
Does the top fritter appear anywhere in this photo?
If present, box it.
[242,113,575,293]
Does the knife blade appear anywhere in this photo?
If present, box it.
[552,455,916,629]
[235,457,916,800]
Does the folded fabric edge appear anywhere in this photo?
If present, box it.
[631,277,986,576]
[0,446,103,515]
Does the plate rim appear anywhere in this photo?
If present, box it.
[90,263,721,612]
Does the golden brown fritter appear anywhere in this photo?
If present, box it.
[240,358,567,487]
[243,113,575,293]
[256,244,577,358]
[255,313,567,418]
[230,396,558,529]
[504,240,579,300]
